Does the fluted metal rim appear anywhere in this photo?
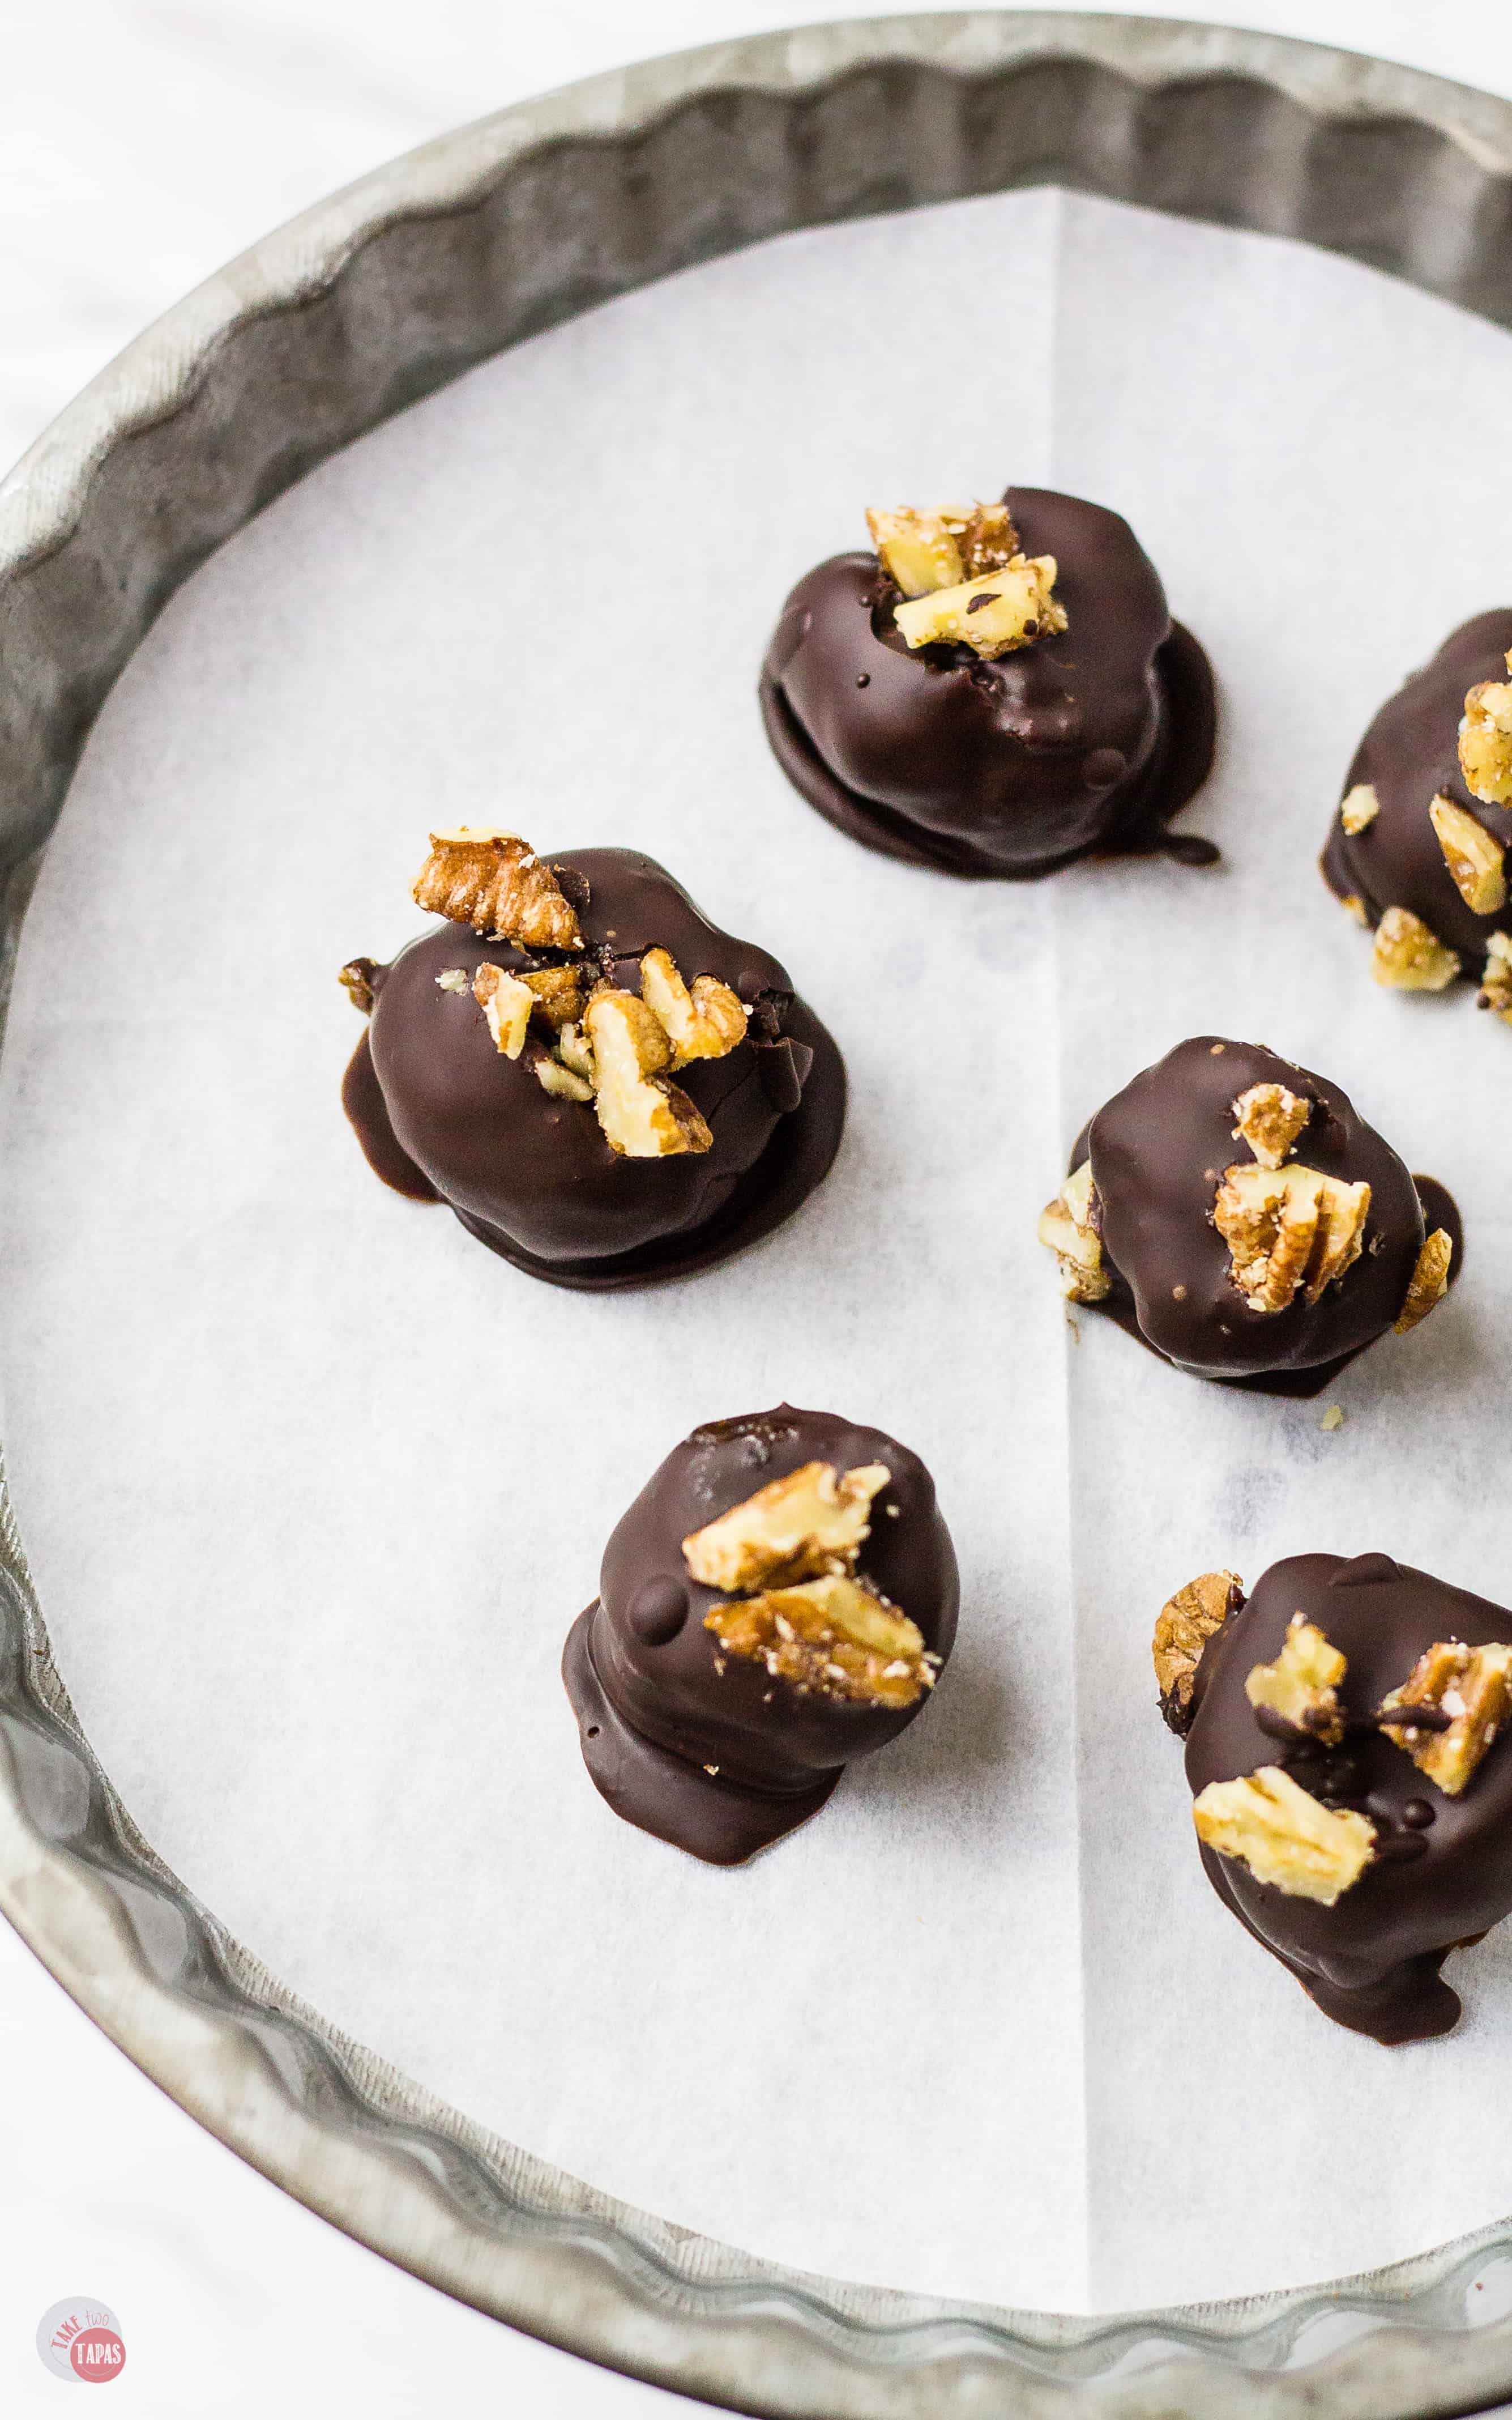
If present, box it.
[4,15,1512,2414]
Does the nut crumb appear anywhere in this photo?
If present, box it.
[1037,1160,1111,1303]
[1459,655,1512,806]
[1394,1227,1453,1335]
[1339,783,1380,836]
[1231,1081,1310,1171]
[1153,1570,1244,1735]
[1340,893,1369,927]
[1429,792,1507,915]
[1209,1043,1226,1055]
[706,1574,932,1709]
[339,958,378,1013]
[1370,905,1460,992]
[1214,1162,1370,1314]
[1320,1403,1345,1432]
[865,501,1019,598]
[434,966,470,994]
[472,962,534,1058]
[1244,1611,1346,1745]
[1192,1766,1375,1903]
[1478,930,1512,1021]
[684,1460,890,1592]
[1379,1640,1512,1794]
[534,1054,594,1104]
[413,827,582,950]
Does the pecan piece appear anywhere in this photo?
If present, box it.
[1231,1081,1310,1171]
[413,827,582,950]
[1394,1228,1453,1335]
[706,1575,932,1709]
[1459,656,1512,807]
[1192,1766,1375,1903]
[1244,1612,1346,1746]
[1214,1164,1370,1314]
[1479,931,1512,1020]
[1339,783,1380,836]
[1370,905,1460,992]
[684,1460,890,1593]
[1429,793,1506,916]
[1037,1160,1110,1303]
[894,555,1067,661]
[472,962,533,1058]
[581,989,711,1157]
[1378,1641,1512,1795]
[1153,1570,1244,1736]
[639,948,748,1067]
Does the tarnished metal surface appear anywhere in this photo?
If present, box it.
[3,16,1512,2413]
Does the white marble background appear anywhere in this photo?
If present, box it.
[1,3,1509,2416]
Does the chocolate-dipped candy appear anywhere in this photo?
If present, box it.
[1155,1556,1512,2042]
[1323,611,1512,1020]
[761,488,1217,877]
[1038,1036,1460,1395]
[562,1405,959,1863]
[340,829,845,1288]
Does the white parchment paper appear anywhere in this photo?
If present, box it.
[1,185,1507,2315]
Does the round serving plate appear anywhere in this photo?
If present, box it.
[5,14,1512,2417]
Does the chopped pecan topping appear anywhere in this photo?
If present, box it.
[1244,1612,1346,1745]
[684,1460,890,1593]
[582,989,711,1158]
[1037,1160,1110,1303]
[1379,1640,1512,1795]
[534,1054,594,1104]
[1214,1163,1370,1314]
[557,1021,595,1081]
[1459,655,1512,806]
[472,962,534,1058]
[413,827,583,950]
[1370,905,1460,992]
[1394,1227,1453,1335]
[1153,1570,1244,1736]
[1480,930,1512,1019]
[865,501,1020,598]
[339,958,378,1014]
[706,1574,932,1709]
[1339,783,1380,836]
[1231,1081,1310,1171]
[1340,893,1369,927]
[639,948,748,1067]
[520,965,584,1029]
[1429,793,1507,915]
[1193,1766,1376,1903]
[894,555,1067,661]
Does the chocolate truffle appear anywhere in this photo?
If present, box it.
[562,1405,959,1863]
[1039,1036,1460,1395]
[340,830,845,1288]
[1155,1555,1512,2043]
[1323,612,1512,1018]
[761,487,1217,877]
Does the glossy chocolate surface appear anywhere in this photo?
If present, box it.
[761,486,1217,877]
[1323,610,1512,963]
[1074,1036,1459,1390]
[562,1404,959,1864]
[343,849,845,1288]
[1186,1553,1512,2042]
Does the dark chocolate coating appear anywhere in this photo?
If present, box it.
[761,487,1218,877]
[1323,610,1512,965]
[1073,1036,1460,1390]
[343,849,845,1289]
[1185,1553,1512,2043]
[562,1404,959,1864]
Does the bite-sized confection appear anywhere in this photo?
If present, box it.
[1038,1036,1460,1395]
[760,487,1217,877]
[1155,1554,1512,2043]
[1323,611,1512,1021]
[339,830,845,1288]
[562,1405,959,1863]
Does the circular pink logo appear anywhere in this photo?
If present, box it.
[69,2328,126,2384]
[35,2302,126,2387]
